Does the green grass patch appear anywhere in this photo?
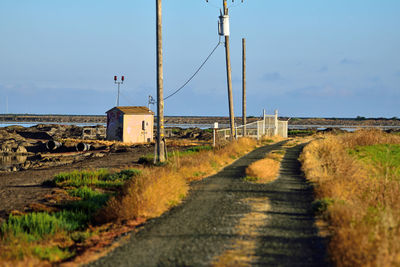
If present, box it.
[65,186,110,215]
[0,211,89,242]
[184,145,213,154]
[244,176,259,182]
[48,168,141,189]
[262,139,274,144]
[70,230,92,243]
[1,170,140,242]
[273,150,286,155]
[349,144,400,180]
[288,129,315,136]
[139,146,213,165]
[312,198,335,215]
[193,171,207,177]
[210,160,219,171]
[1,168,142,263]
[32,245,73,262]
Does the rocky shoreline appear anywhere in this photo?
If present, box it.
[1,117,400,172]
[0,124,213,172]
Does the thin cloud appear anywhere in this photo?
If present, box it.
[292,85,353,98]
[340,58,360,65]
[262,72,283,82]
[368,76,382,83]
[318,66,328,73]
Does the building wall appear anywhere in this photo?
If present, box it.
[106,109,123,141]
[123,114,154,143]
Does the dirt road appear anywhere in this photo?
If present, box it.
[89,142,329,266]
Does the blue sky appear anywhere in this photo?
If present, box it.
[0,0,399,117]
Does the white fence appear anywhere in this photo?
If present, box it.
[215,112,288,142]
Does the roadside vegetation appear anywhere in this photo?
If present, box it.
[0,168,141,264]
[0,138,259,265]
[300,129,400,266]
[288,129,315,136]
[245,149,285,183]
[244,137,313,184]
[98,138,257,222]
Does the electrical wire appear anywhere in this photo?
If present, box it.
[204,1,220,9]
[164,41,222,101]
[119,91,136,106]
[228,1,244,9]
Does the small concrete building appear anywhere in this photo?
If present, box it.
[106,106,154,143]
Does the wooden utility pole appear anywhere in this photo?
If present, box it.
[242,38,246,136]
[156,0,165,163]
[223,0,235,140]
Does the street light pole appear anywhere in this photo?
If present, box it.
[114,75,124,107]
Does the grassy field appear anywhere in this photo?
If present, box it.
[0,138,260,265]
[300,130,400,266]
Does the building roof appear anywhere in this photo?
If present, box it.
[106,106,154,115]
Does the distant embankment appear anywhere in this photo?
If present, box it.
[1,114,400,127]
[0,114,259,125]
[0,114,106,124]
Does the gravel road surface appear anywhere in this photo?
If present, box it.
[90,142,329,266]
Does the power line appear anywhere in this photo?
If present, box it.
[118,91,136,106]
[164,41,222,101]
[228,2,243,9]
[204,1,220,9]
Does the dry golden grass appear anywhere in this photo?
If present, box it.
[166,139,210,147]
[0,256,48,267]
[300,129,400,266]
[97,138,258,223]
[60,138,136,147]
[260,135,285,143]
[61,138,211,149]
[245,150,285,184]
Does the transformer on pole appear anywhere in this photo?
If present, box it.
[206,0,244,140]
